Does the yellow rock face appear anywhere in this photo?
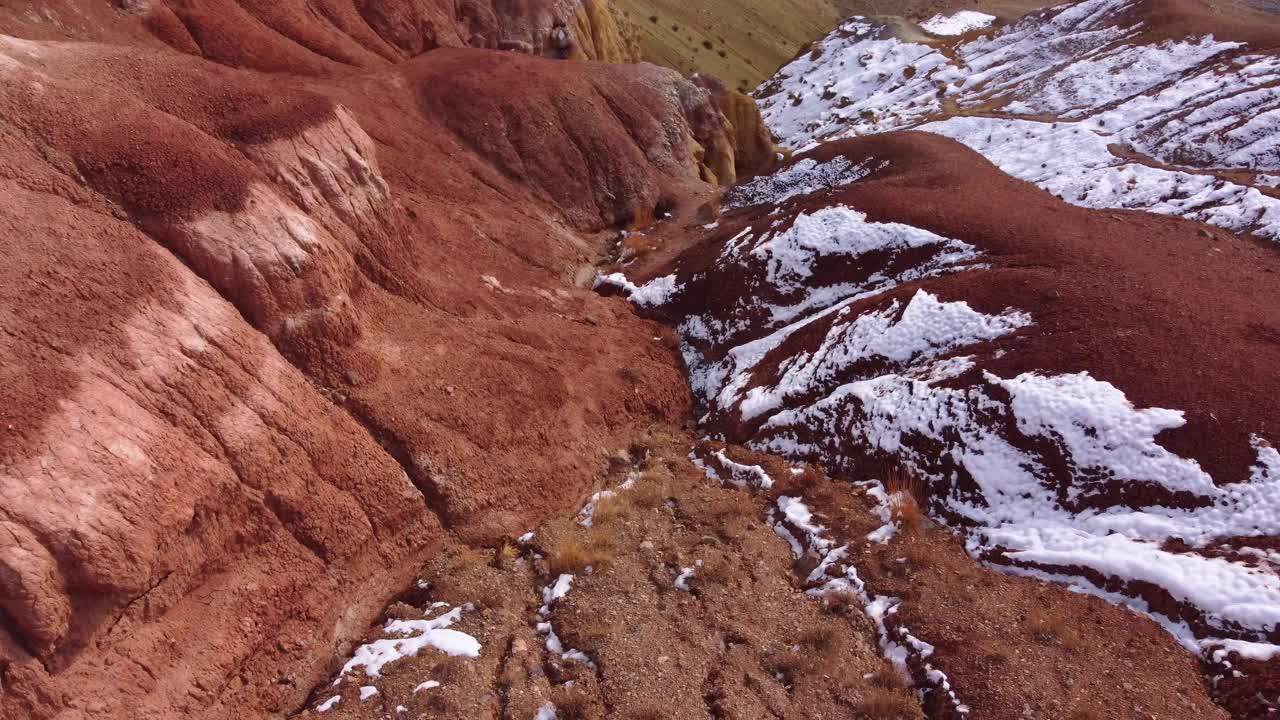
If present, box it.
[572,0,643,63]
[715,87,778,178]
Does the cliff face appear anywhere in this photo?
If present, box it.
[0,3,736,718]
[571,0,643,62]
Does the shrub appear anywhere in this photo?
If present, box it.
[868,662,906,689]
[899,541,933,571]
[494,542,518,569]
[884,466,926,532]
[699,553,733,584]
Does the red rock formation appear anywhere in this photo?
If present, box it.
[0,2,730,717]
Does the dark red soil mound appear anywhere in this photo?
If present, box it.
[661,131,1280,490]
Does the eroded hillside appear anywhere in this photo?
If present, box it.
[4,1,1280,719]
[0,1,769,717]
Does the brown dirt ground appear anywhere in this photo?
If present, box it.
[299,433,1232,720]
[757,455,1232,720]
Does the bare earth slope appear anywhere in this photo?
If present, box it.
[285,434,1228,720]
[605,123,1280,718]
[0,1,776,717]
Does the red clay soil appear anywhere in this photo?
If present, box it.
[0,1,761,717]
[654,131,1280,493]
[0,0,629,73]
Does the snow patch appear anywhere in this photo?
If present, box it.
[340,605,481,679]
[919,11,995,36]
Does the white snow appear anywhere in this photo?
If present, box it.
[994,372,1214,496]
[594,273,681,307]
[316,695,341,713]
[675,565,697,591]
[340,605,481,679]
[919,116,1280,240]
[578,474,636,527]
[535,702,559,720]
[1206,638,1280,662]
[740,290,1029,421]
[756,1,1280,240]
[543,573,574,605]
[692,442,965,710]
[604,8,1280,655]
[761,363,1280,645]
[758,18,960,147]
[359,685,378,702]
[677,205,982,422]
[775,497,969,712]
[725,156,882,208]
[414,680,441,692]
[861,481,898,544]
[534,488,615,672]
[919,11,995,36]
[710,449,774,490]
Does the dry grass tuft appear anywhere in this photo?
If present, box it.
[450,546,488,572]
[797,625,843,660]
[633,427,679,461]
[775,464,823,496]
[699,553,733,584]
[625,705,668,720]
[857,686,921,719]
[868,662,907,690]
[820,590,859,616]
[630,468,671,508]
[885,466,926,532]
[432,656,466,682]
[898,541,934,572]
[494,542,519,570]
[550,685,596,719]
[572,616,621,649]
[766,649,812,684]
[498,659,524,689]
[547,528,615,575]
[705,490,758,519]
[591,491,635,524]
[1027,607,1083,651]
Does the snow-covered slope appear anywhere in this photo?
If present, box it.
[598,125,1280,679]
[757,0,1280,241]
